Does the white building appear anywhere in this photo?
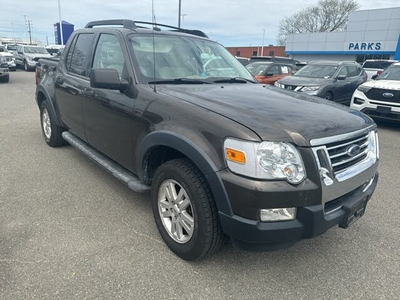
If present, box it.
[285,7,400,63]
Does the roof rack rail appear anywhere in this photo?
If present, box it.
[134,21,209,38]
[85,19,136,29]
[84,19,208,38]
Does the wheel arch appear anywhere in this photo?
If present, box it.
[36,86,62,126]
[138,130,233,216]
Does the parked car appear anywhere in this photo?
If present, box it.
[0,45,16,71]
[45,45,64,56]
[275,61,367,104]
[362,59,397,81]
[5,44,18,54]
[292,62,308,74]
[235,56,250,66]
[246,61,293,85]
[351,62,400,122]
[250,56,300,65]
[14,45,52,71]
[0,56,10,83]
[35,19,379,261]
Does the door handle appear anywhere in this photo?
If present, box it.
[83,88,95,96]
[55,76,64,85]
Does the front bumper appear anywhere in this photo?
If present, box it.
[26,60,37,68]
[219,173,378,251]
[351,89,400,122]
[0,68,9,77]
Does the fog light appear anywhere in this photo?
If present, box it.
[260,208,296,222]
[353,98,365,105]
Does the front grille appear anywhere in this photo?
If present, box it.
[6,57,13,62]
[325,133,369,174]
[365,88,400,103]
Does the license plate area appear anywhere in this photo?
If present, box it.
[339,197,368,228]
[377,106,392,113]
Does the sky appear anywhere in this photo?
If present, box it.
[0,0,399,47]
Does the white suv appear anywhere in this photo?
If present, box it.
[351,62,400,123]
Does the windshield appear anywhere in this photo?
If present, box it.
[7,45,17,50]
[246,62,272,76]
[376,65,400,81]
[294,64,337,78]
[24,47,48,54]
[128,34,254,83]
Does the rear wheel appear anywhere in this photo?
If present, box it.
[40,100,66,147]
[24,61,30,71]
[151,158,225,260]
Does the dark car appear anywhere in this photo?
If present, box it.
[275,61,367,104]
[35,20,379,261]
[246,61,293,85]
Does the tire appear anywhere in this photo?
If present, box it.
[1,76,9,83]
[40,100,66,147]
[323,92,333,101]
[151,158,225,261]
[24,61,30,71]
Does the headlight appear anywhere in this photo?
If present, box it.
[300,86,320,92]
[357,85,371,94]
[367,131,379,161]
[274,82,280,88]
[224,139,306,184]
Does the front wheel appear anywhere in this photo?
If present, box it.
[24,61,30,71]
[151,158,225,261]
[40,100,66,147]
[323,92,333,101]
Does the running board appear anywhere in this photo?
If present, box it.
[62,131,150,193]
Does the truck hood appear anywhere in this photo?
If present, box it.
[361,80,400,90]
[158,84,374,147]
[0,53,13,58]
[278,76,331,86]
[27,53,52,60]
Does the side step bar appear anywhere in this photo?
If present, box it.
[62,131,150,193]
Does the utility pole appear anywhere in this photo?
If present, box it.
[180,14,187,27]
[178,0,182,28]
[261,29,265,56]
[26,20,33,45]
[46,36,49,46]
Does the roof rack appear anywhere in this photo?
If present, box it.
[84,19,208,38]
[85,19,136,29]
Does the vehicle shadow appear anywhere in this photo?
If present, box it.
[375,120,400,131]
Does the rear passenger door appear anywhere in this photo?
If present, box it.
[83,33,134,169]
[55,33,95,140]
[333,66,352,104]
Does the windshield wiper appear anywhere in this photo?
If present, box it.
[148,78,211,84]
[211,77,256,83]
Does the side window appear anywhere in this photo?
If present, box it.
[65,35,77,71]
[347,66,358,77]
[281,65,291,74]
[92,34,125,79]
[268,65,280,76]
[69,33,95,77]
[337,66,348,77]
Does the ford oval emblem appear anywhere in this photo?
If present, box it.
[382,92,394,98]
[287,86,292,90]
[347,145,361,157]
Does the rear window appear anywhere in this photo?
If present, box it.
[362,61,393,69]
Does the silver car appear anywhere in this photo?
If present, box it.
[14,45,52,71]
[0,45,16,71]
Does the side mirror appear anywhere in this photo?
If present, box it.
[371,74,378,80]
[336,74,346,80]
[18,51,23,54]
[90,68,128,91]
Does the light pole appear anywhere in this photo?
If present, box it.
[178,0,182,28]
[57,0,64,45]
[180,14,187,27]
[261,29,265,56]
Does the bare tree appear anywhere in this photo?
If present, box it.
[277,0,359,45]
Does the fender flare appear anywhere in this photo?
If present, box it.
[137,130,233,215]
[36,86,62,126]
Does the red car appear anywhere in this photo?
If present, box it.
[246,62,294,85]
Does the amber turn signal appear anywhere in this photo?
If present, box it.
[225,148,246,164]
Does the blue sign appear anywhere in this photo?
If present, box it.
[348,42,381,51]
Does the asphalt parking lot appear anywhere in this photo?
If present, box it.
[1,71,399,299]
